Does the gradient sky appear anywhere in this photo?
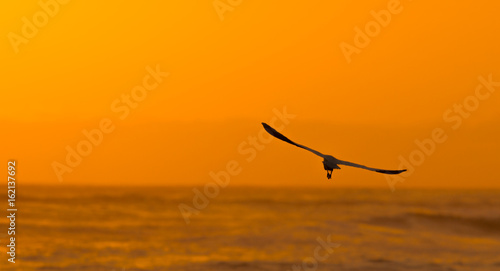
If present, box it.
[1,1,499,188]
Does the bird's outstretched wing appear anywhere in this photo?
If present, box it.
[262,123,325,158]
[336,160,406,175]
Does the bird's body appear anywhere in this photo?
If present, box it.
[262,123,406,179]
[323,155,341,169]
[322,155,341,179]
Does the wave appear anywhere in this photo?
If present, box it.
[366,211,500,235]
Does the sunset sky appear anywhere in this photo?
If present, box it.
[1,0,499,188]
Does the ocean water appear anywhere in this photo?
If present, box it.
[1,186,500,271]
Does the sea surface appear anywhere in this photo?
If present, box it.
[1,186,500,271]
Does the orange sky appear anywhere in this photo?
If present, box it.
[1,1,499,188]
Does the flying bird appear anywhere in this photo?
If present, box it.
[262,123,406,179]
